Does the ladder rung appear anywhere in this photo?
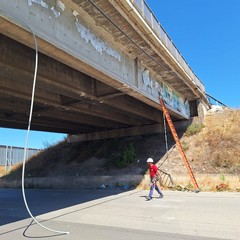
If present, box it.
[159,97,199,190]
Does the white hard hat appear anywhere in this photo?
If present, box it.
[147,158,154,163]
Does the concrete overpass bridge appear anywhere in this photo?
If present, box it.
[0,0,209,141]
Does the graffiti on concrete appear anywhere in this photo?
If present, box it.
[26,0,190,117]
[75,20,121,62]
[141,69,190,117]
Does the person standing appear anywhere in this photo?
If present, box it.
[146,158,164,201]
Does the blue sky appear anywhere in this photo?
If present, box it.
[1,0,239,149]
[146,0,240,108]
[0,128,66,149]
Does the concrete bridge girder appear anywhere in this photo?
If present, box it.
[0,0,208,138]
[0,34,164,132]
[75,0,204,99]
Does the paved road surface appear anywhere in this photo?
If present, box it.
[0,188,239,239]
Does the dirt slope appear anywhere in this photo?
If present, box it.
[162,108,240,175]
[3,108,240,180]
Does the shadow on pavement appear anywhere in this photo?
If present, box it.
[0,188,130,226]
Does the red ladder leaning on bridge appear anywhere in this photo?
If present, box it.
[159,97,200,191]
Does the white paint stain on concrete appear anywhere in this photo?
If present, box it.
[50,6,60,17]
[75,21,121,61]
[56,0,65,11]
[27,0,63,17]
[72,10,79,17]
[141,69,153,94]
[27,0,48,8]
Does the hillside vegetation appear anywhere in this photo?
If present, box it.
[2,108,240,182]
[161,109,240,176]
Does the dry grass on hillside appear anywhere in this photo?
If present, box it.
[162,109,240,175]
[2,109,240,181]
[199,110,240,172]
[0,166,6,177]
[3,135,167,179]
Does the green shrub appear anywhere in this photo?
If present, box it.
[186,123,204,136]
[181,140,189,151]
[219,174,225,182]
[185,182,194,190]
[116,143,136,168]
[105,143,136,169]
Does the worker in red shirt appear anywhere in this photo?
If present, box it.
[146,158,164,201]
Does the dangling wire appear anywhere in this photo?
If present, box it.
[0,10,69,235]
[158,107,169,168]
[163,112,169,159]
[156,92,169,168]
[163,112,169,162]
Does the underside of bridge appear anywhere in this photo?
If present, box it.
[0,34,166,134]
[0,0,208,139]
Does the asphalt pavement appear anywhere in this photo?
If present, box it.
[0,188,240,240]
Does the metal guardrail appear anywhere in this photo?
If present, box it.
[131,0,205,93]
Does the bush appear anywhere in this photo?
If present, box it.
[106,143,136,169]
[186,123,204,136]
[115,143,136,168]
[181,140,189,151]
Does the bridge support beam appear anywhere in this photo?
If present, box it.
[67,120,192,142]
[68,124,164,142]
